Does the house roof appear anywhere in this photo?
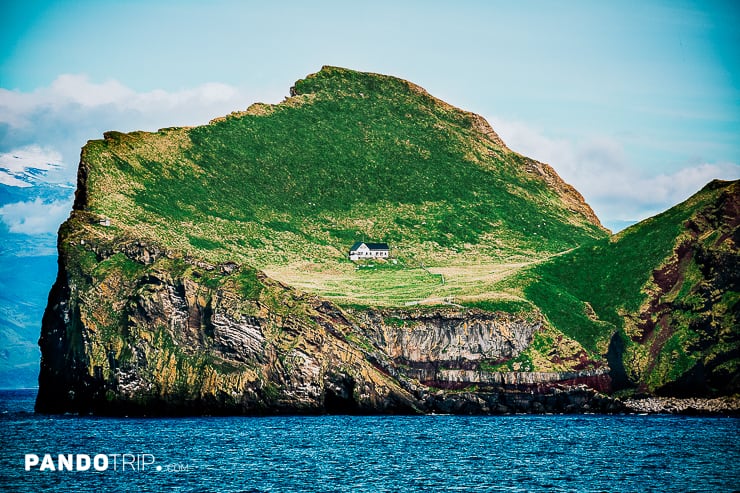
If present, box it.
[350,242,389,251]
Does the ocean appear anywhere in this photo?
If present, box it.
[1,389,738,492]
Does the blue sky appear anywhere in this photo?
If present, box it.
[1,0,739,234]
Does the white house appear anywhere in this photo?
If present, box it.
[349,242,390,261]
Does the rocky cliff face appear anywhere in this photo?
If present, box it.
[613,180,740,396]
[355,308,612,394]
[361,309,540,364]
[36,212,616,415]
[37,222,420,415]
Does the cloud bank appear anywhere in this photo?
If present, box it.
[0,198,72,235]
[490,117,740,229]
[0,74,250,186]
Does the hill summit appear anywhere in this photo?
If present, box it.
[36,67,738,415]
[78,67,604,263]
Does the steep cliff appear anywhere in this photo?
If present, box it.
[37,217,418,414]
[36,214,615,414]
[37,211,614,414]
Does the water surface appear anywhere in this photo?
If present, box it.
[1,389,738,492]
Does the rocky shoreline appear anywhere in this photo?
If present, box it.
[622,396,740,415]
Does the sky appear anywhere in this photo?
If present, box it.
[1,0,739,240]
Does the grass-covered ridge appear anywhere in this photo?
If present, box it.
[78,66,606,306]
[520,180,739,393]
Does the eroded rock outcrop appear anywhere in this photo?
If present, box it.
[37,226,421,415]
[353,308,611,393]
[360,308,540,364]
[623,396,740,415]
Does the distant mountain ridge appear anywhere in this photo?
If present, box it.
[35,67,738,414]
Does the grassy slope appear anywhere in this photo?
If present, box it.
[519,180,739,392]
[79,66,606,306]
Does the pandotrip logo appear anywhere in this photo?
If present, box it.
[24,453,191,473]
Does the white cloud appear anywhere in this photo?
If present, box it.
[48,75,135,107]
[0,75,251,187]
[0,198,72,234]
[489,116,740,225]
[0,75,244,128]
[40,75,240,110]
[0,146,63,188]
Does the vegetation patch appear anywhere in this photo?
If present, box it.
[80,66,607,309]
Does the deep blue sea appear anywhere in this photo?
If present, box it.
[1,389,738,492]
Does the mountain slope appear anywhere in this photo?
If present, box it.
[521,179,739,395]
[77,67,605,284]
[0,254,56,388]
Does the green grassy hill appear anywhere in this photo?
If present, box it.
[77,66,606,306]
[40,67,738,406]
[517,180,739,395]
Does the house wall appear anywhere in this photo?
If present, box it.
[349,250,389,260]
